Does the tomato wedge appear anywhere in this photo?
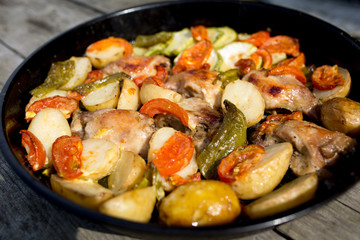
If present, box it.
[86,37,133,57]
[172,39,213,74]
[139,98,189,127]
[25,96,79,122]
[218,144,265,183]
[191,25,209,41]
[249,48,273,69]
[269,65,307,84]
[277,52,306,69]
[170,172,201,186]
[240,30,270,47]
[20,130,46,171]
[85,70,104,83]
[52,135,83,179]
[261,35,300,56]
[312,65,345,90]
[153,131,194,177]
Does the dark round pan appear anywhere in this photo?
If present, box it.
[1,0,360,239]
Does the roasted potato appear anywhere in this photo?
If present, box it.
[59,56,92,90]
[81,81,120,111]
[140,83,182,105]
[79,138,121,180]
[321,97,360,136]
[313,67,351,102]
[27,108,71,167]
[108,151,147,195]
[117,78,141,110]
[99,186,156,223]
[221,80,265,127]
[244,173,318,219]
[159,180,241,227]
[230,142,293,200]
[50,174,114,210]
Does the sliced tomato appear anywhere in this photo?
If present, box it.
[249,48,273,69]
[172,39,213,74]
[240,30,270,47]
[20,130,46,171]
[153,131,195,177]
[85,70,104,83]
[261,35,300,56]
[170,172,201,186]
[25,96,79,122]
[218,144,265,183]
[52,135,83,179]
[269,65,307,85]
[277,52,306,69]
[139,98,189,127]
[312,65,345,90]
[86,37,133,57]
[191,25,209,41]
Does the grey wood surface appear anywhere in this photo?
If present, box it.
[1,0,359,239]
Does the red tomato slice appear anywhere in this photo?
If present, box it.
[20,130,46,171]
[249,48,273,69]
[261,35,300,56]
[312,65,345,90]
[277,52,306,69]
[153,131,194,177]
[240,30,270,47]
[191,25,209,41]
[170,172,201,186]
[172,39,213,74]
[52,135,83,179]
[86,37,133,57]
[85,70,104,83]
[218,145,265,183]
[139,98,189,127]
[269,65,307,85]
[25,96,79,122]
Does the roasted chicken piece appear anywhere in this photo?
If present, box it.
[102,55,171,80]
[243,70,320,120]
[165,69,222,108]
[71,109,156,158]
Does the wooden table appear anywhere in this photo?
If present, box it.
[1,0,359,239]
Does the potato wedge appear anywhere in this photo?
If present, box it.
[321,97,360,136]
[59,57,92,90]
[81,81,120,111]
[140,83,182,105]
[117,78,141,110]
[79,138,121,180]
[231,142,292,200]
[313,67,351,102]
[244,173,318,219]
[50,174,113,210]
[159,180,241,227]
[108,151,147,195]
[99,186,156,223]
[221,80,265,127]
[28,108,71,167]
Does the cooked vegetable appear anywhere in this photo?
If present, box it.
[50,174,114,210]
[197,100,247,179]
[79,138,121,180]
[20,130,46,171]
[117,78,141,110]
[221,80,265,127]
[269,65,307,85]
[108,151,147,195]
[159,180,241,227]
[313,66,351,102]
[139,83,182,105]
[99,186,156,223]
[27,108,71,167]
[162,28,194,56]
[30,57,91,97]
[321,97,360,136]
[134,31,173,48]
[85,37,133,68]
[25,89,68,112]
[244,173,318,219]
[230,142,292,200]
[239,30,270,47]
[208,26,238,49]
[216,68,239,87]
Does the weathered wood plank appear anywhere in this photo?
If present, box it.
[336,180,360,212]
[276,200,360,240]
[0,43,24,88]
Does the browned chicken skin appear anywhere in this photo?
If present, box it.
[102,55,171,79]
[243,70,320,120]
[71,109,156,158]
[165,69,222,108]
